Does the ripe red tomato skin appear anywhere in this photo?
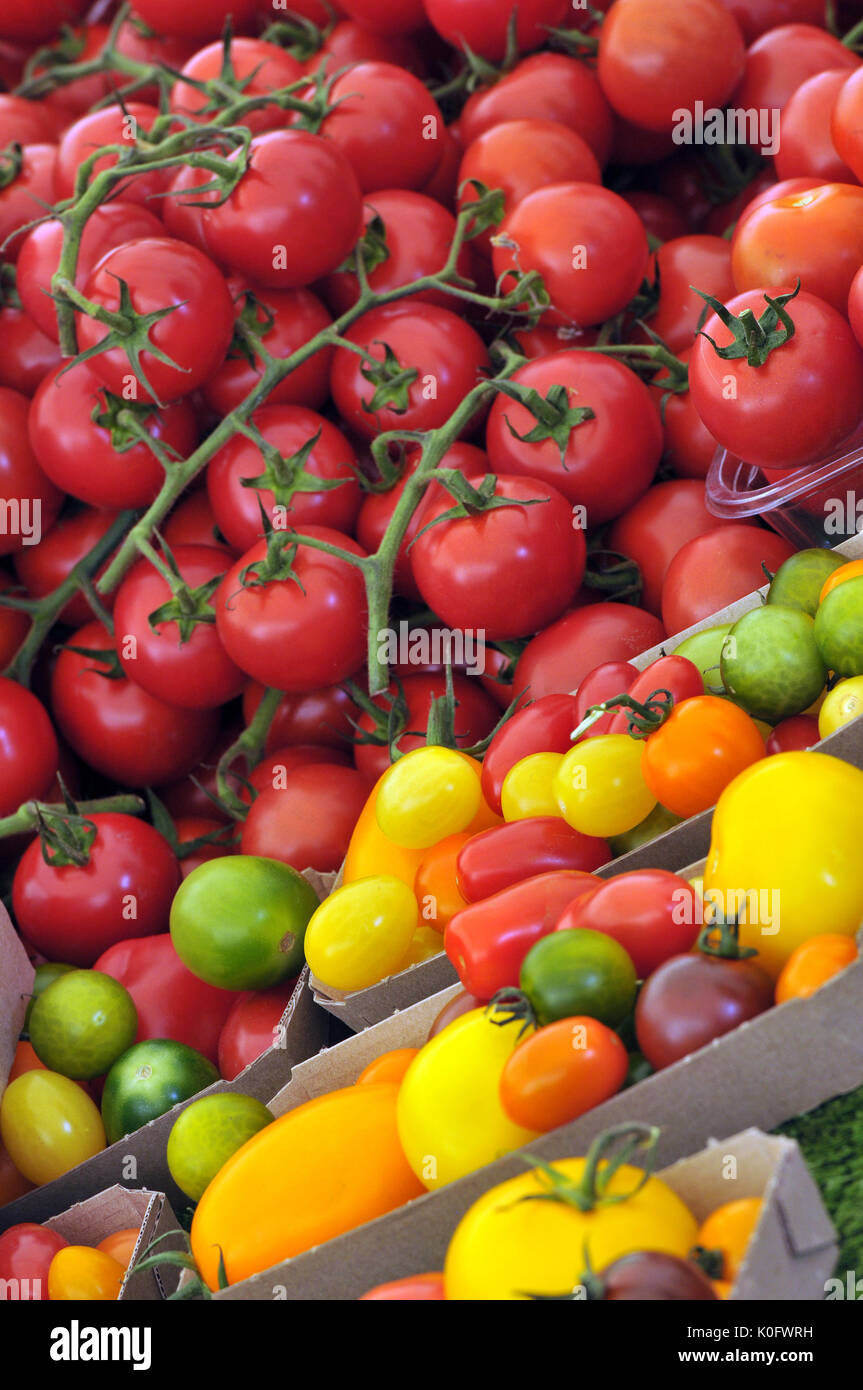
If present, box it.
[766,715,821,754]
[572,662,640,742]
[775,70,856,184]
[457,819,610,902]
[735,23,859,117]
[643,236,735,356]
[0,1,89,46]
[445,870,599,1002]
[203,282,334,417]
[0,677,58,819]
[0,307,61,396]
[354,673,499,783]
[607,657,705,735]
[0,1224,68,1302]
[54,103,172,208]
[513,605,666,705]
[424,0,569,62]
[127,0,258,42]
[481,693,580,815]
[239,763,371,874]
[360,1274,446,1301]
[0,145,58,265]
[556,870,701,980]
[317,62,444,194]
[14,509,120,628]
[217,980,299,1081]
[174,817,238,878]
[608,480,735,619]
[459,54,614,167]
[171,39,304,134]
[243,681,360,755]
[0,574,30,668]
[732,185,863,317]
[0,386,64,557]
[661,525,796,636]
[635,952,774,1070]
[95,933,238,1068]
[717,0,827,45]
[13,814,182,968]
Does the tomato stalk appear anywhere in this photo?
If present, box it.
[0,794,144,842]
[697,914,759,962]
[517,1123,661,1213]
[214,685,283,820]
[570,688,674,741]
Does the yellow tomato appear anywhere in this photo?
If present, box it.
[0,1070,106,1185]
[501,752,564,821]
[343,774,425,887]
[555,736,656,838]
[304,876,418,992]
[396,1007,539,1191]
[400,924,445,968]
[818,675,863,738]
[376,747,481,848]
[48,1247,125,1301]
[704,751,863,978]
[819,557,863,605]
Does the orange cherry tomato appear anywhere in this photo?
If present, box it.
[413,832,471,934]
[819,558,863,605]
[712,1279,732,1300]
[48,1246,125,1301]
[343,773,425,887]
[499,1016,629,1132]
[8,1040,93,1096]
[775,934,858,1004]
[697,1197,763,1282]
[641,697,765,819]
[97,1227,140,1268]
[356,1049,419,1088]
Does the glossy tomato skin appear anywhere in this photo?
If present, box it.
[735,24,859,117]
[607,656,705,735]
[174,817,238,877]
[217,980,299,1081]
[556,870,701,979]
[0,386,64,557]
[244,680,359,754]
[354,673,499,782]
[95,934,238,1068]
[598,1251,719,1301]
[513,605,666,704]
[766,715,821,754]
[14,509,120,628]
[0,574,30,668]
[644,236,735,356]
[318,63,444,194]
[732,185,863,316]
[0,1224,68,1301]
[0,1,88,43]
[331,301,489,440]
[460,54,613,166]
[635,952,774,1069]
[0,677,58,819]
[54,104,173,208]
[650,350,720,482]
[480,694,579,815]
[171,39,304,134]
[717,0,827,44]
[360,1274,446,1300]
[485,352,661,526]
[411,475,586,642]
[0,306,61,396]
[13,814,181,967]
[572,661,640,742]
[424,0,568,60]
[642,697,766,819]
[29,362,198,510]
[240,745,352,807]
[204,130,363,289]
[50,621,220,787]
[661,526,796,636]
[457,819,610,902]
[608,481,734,618]
[0,145,58,265]
[775,71,856,184]
[133,0,258,40]
[621,192,688,244]
[114,544,245,710]
[216,526,368,692]
[240,763,371,873]
[206,405,361,551]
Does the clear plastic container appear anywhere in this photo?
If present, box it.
[706,421,863,550]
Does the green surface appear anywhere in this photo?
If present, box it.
[775,1085,863,1277]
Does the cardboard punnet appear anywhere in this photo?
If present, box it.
[0,898,34,1094]
[0,967,329,1233]
[308,532,863,1030]
[44,1185,184,1300]
[214,1128,837,1301]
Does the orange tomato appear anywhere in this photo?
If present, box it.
[97,1227,140,1268]
[48,1246,125,1301]
[697,1197,763,1282]
[8,1040,93,1095]
[413,832,471,933]
[499,1016,629,1132]
[642,697,765,819]
[343,773,425,887]
[712,1279,732,1300]
[820,557,863,605]
[356,1049,419,1088]
[775,934,858,1004]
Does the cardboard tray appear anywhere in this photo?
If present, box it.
[0,898,34,1095]
[214,1127,837,1301]
[44,1185,184,1301]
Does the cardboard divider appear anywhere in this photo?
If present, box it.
[45,1186,184,1301]
[214,1128,837,1301]
[0,899,34,1094]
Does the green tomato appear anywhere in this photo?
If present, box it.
[29,971,138,1080]
[608,802,682,856]
[22,962,76,1037]
[167,1094,274,1203]
[721,606,827,722]
[519,928,637,1029]
[767,548,845,617]
[170,855,320,990]
[101,1040,219,1145]
[815,576,863,678]
[672,624,732,694]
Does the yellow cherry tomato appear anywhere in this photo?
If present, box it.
[304,875,418,992]
[501,751,564,821]
[48,1246,125,1301]
[400,924,446,967]
[555,736,657,839]
[397,1006,539,1191]
[697,1198,763,1282]
[819,557,863,605]
[0,1070,106,1185]
[704,751,863,978]
[818,675,863,738]
[343,773,426,887]
[444,1129,699,1300]
[356,1048,419,1087]
[376,747,482,849]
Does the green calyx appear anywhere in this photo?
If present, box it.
[694,280,801,368]
[494,379,596,464]
[516,1124,661,1215]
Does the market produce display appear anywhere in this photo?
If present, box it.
[1,0,863,1311]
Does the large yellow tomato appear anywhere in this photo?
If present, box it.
[704,751,863,978]
[0,1070,106,1185]
[396,1008,539,1191]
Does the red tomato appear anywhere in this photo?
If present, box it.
[114,544,246,710]
[732,185,863,317]
[572,662,640,742]
[606,655,705,735]
[14,509,120,628]
[0,572,30,668]
[54,104,174,208]
[77,238,234,405]
[215,526,368,692]
[411,475,586,642]
[0,677,58,818]
[0,387,64,558]
[174,817,238,878]
[702,170,780,239]
[31,25,115,116]
[459,54,614,167]
[0,146,58,266]
[481,693,581,815]
[0,1225,68,1302]
[556,870,701,980]
[133,0,258,40]
[620,191,689,244]
[457,818,609,902]
[306,21,426,81]
[95,933,238,1067]
[333,0,425,34]
[28,362,198,510]
[735,24,859,117]
[163,490,228,552]
[717,0,827,44]
[644,236,735,356]
[424,0,568,60]
[13,814,181,966]
[598,0,745,135]
[660,525,796,636]
[775,71,856,184]
[155,724,247,824]
[353,673,499,783]
[240,763,370,873]
[204,130,363,289]
[171,39,304,134]
[650,351,720,483]
[330,301,489,440]
[217,980,299,1081]
[50,621,220,788]
[0,1,88,44]
[484,351,662,526]
[494,183,649,328]
[0,306,61,397]
[243,680,360,754]
[316,62,443,194]
[608,481,734,619]
[206,406,361,552]
[0,96,65,146]
[832,67,863,185]
[513,605,666,704]
[360,1274,446,1301]
[240,744,352,807]
[203,280,334,417]
[766,715,821,754]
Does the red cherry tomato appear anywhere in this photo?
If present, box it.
[660,525,796,636]
[240,763,370,874]
[457,818,610,902]
[555,870,700,980]
[0,1224,68,1302]
[481,693,581,815]
[459,54,613,167]
[0,676,58,819]
[217,980,299,1081]
[766,715,821,754]
[513,605,666,704]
